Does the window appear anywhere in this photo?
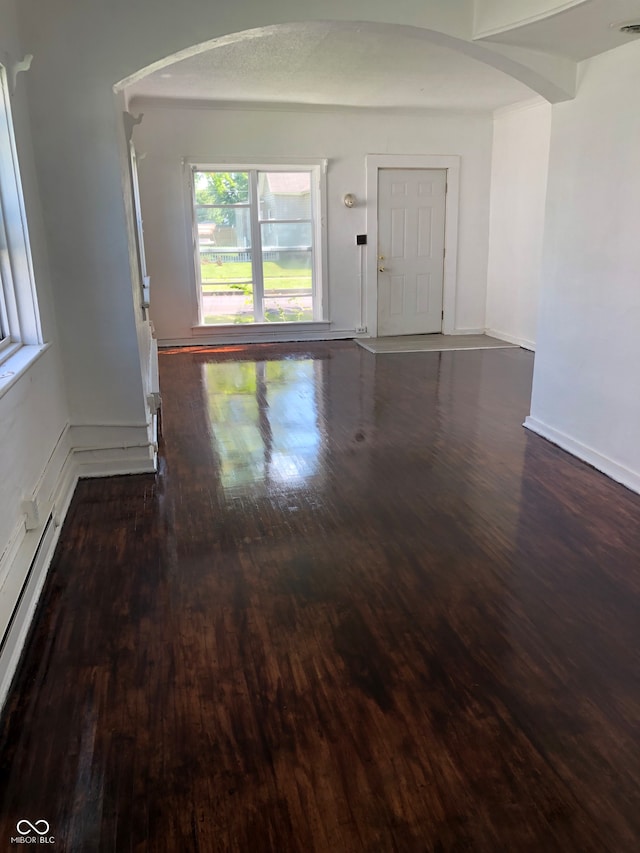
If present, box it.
[190,164,325,326]
[0,63,41,371]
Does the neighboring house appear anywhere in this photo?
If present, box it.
[259,171,312,250]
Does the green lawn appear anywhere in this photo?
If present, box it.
[201,260,311,291]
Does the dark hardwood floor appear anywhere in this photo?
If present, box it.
[0,341,639,852]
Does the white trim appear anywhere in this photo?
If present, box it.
[51,439,79,526]
[0,518,25,598]
[485,327,536,350]
[316,161,329,322]
[70,422,153,448]
[0,342,50,399]
[248,169,264,321]
[183,162,203,326]
[0,338,21,367]
[186,156,328,168]
[73,446,157,478]
[450,327,487,336]
[160,328,353,348]
[27,423,75,527]
[130,97,497,118]
[493,96,549,119]
[524,416,640,496]
[69,424,156,476]
[365,154,460,339]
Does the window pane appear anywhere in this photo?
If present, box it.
[263,294,313,323]
[196,207,251,249]
[202,277,255,326]
[199,207,255,324]
[262,250,312,294]
[260,221,312,250]
[201,250,253,284]
[195,171,249,206]
[262,243,314,321]
[259,172,312,221]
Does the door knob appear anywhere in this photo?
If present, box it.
[378,266,386,272]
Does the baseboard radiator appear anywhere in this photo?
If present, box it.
[0,514,56,711]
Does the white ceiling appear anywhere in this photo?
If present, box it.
[478,0,640,61]
[126,22,536,111]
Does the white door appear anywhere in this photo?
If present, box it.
[377,168,446,336]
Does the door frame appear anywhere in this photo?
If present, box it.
[365,154,460,338]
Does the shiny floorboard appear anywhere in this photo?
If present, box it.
[0,341,639,852]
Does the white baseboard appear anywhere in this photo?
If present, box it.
[0,421,157,712]
[448,327,486,336]
[0,519,26,599]
[34,424,74,525]
[73,446,157,477]
[524,416,640,495]
[70,423,156,477]
[486,328,536,351]
[159,329,356,348]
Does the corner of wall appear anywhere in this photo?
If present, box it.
[524,416,640,495]
[70,424,157,478]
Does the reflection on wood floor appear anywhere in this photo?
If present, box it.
[1,341,639,852]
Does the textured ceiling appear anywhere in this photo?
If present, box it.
[126,22,536,111]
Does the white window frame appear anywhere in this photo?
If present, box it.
[0,63,42,371]
[185,158,328,327]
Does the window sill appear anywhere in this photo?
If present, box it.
[0,343,51,401]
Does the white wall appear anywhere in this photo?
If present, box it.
[0,0,69,546]
[11,0,572,460]
[132,102,494,344]
[485,97,551,349]
[0,0,71,688]
[526,41,640,493]
[13,0,465,426]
